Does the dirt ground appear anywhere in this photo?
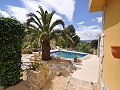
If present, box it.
[3,75,97,90]
[2,75,68,90]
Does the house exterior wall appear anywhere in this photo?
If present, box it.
[102,0,120,90]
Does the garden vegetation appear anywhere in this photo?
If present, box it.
[0,17,25,86]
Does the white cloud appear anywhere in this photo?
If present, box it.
[92,19,96,22]
[0,9,10,17]
[76,30,101,40]
[5,0,75,23]
[6,0,64,23]
[96,17,102,23]
[78,21,85,25]
[76,25,101,40]
[7,5,28,22]
[92,17,102,23]
[20,0,50,13]
[41,0,75,22]
[21,0,75,21]
[51,14,62,23]
[87,25,100,29]
[51,14,64,30]
[53,25,62,30]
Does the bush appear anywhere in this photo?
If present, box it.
[31,61,48,71]
[26,49,33,54]
[0,17,25,86]
[32,41,38,48]
[75,42,92,53]
[22,42,30,49]
[91,40,98,49]
[58,38,67,48]
[74,54,78,60]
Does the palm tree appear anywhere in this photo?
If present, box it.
[26,5,65,60]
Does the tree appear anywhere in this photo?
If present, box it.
[54,25,80,49]
[91,40,98,49]
[24,29,41,48]
[72,35,80,48]
[75,42,91,53]
[53,28,74,49]
[26,5,65,60]
[64,25,80,48]
[58,37,67,48]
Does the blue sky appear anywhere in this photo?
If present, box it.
[0,0,102,40]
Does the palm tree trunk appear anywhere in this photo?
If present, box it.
[42,41,51,60]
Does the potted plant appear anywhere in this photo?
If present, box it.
[74,54,78,62]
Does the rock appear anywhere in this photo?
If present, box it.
[56,71,62,76]
[30,56,36,61]
[0,86,4,90]
[27,69,49,90]
[36,56,41,61]
[91,82,94,85]
[78,59,82,63]
[30,54,42,61]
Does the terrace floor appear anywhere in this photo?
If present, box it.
[72,55,99,83]
[67,55,100,90]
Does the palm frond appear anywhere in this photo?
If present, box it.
[50,19,65,32]
[26,17,43,30]
[38,5,44,15]
[29,24,38,30]
[62,31,74,46]
[43,10,48,25]
[26,13,42,27]
[48,11,55,24]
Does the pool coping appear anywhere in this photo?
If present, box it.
[50,49,88,54]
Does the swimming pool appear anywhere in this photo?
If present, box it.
[50,51,87,59]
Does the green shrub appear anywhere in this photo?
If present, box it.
[0,17,25,86]
[31,61,48,71]
[22,42,30,49]
[32,41,38,48]
[26,49,33,54]
[58,38,67,48]
[75,42,92,53]
[74,54,78,60]
[91,40,98,49]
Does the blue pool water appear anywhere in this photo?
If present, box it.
[50,51,87,59]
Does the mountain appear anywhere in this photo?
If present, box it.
[81,40,92,43]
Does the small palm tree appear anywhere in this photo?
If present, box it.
[26,5,65,60]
